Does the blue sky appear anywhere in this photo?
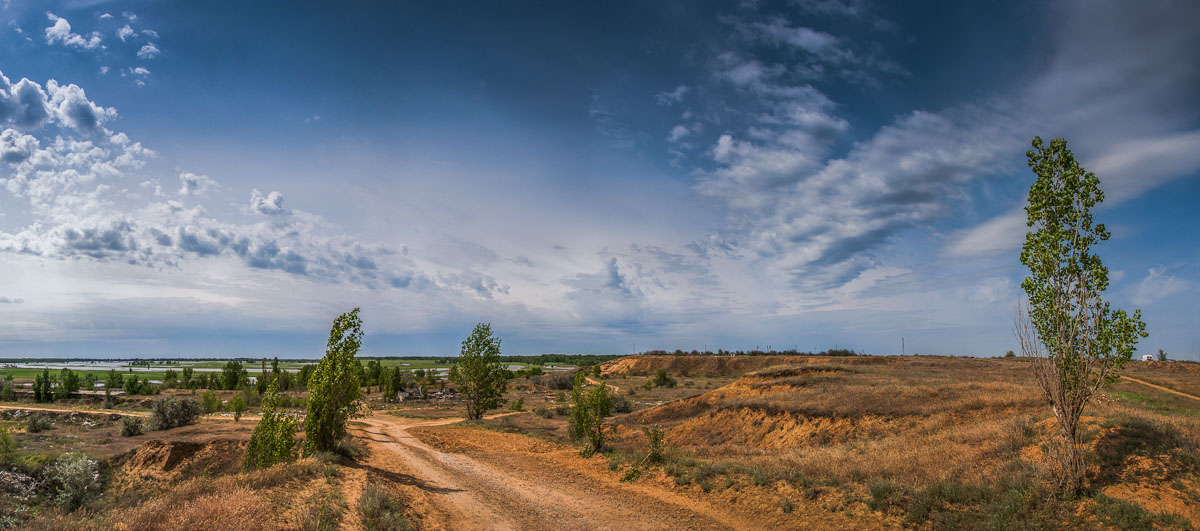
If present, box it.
[0,0,1197,359]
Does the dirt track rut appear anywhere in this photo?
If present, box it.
[353,414,740,530]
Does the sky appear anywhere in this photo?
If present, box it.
[0,0,1197,359]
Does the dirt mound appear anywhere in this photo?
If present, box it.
[601,355,884,377]
[668,408,896,448]
[116,439,246,483]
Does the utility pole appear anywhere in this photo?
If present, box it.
[901,337,905,357]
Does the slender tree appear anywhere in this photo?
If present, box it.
[1015,136,1148,494]
[304,308,366,453]
[449,323,507,420]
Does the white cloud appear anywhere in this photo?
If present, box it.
[1131,267,1186,306]
[130,67,150,76]
[945,209,1026,257]
[117,24,134,42]
[967,277,1013,306]
[122,11,137,22]
[137,43,160,59]
[177,172,217,197]
[45,80,116,134]
[249,189,288,215]
[666,124,690,143]
[142,29,159,39]
[98,13,113,20]
[44,13,102,50]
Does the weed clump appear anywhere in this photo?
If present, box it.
[43,453,100,511]
[358,483,412,531]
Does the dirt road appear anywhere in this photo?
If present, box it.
[349,413,745,531]
[1122,376,1200,402]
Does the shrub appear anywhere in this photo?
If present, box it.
[44,453,100,511]
[147,395,203,431]
[553,404,570,416]
[200,390,221,414]
[229,394,247,422]
[611,394,632,414]
[508,397,524,412]
[26,415,53,433]
[651,369,676,388]
[533,406,552,418]
[0,377,13,401]
[245,383,299,471]
[120,417,144,437]
[568,378,612,457]
[643,425,665,464]
[358,484,412,531]
[621,467,641,482]
[544,371,576,390]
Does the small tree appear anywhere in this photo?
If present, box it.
[244,383,298,470]
[200,390,221,414]
[229,394,247,422]
[222,361,248,391]
[1015,136,1147,494]
[568,374,612,457]
[1157,349,1168,362]
[304,308,366,454]
[1,375,13,401]
[449,323,507,420]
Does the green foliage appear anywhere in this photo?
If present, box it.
[200,390,221,414]
[620,467,641,482]
[642,425,665,464]
[58,368,80,399]
[611,394,632,413]
[533,406,552,419]
[305,308,366,454]
[26,414,53,433]
[0,375,13,401]
[245,383,299,471]
[120,417,144,437]
[0,425,15,463]
[1021,137,1147,386]
[1004,350,1016,358]
[222,360,249,391]
[230,394,247,422]
[651,368,676,388]
[449,323,507,420]
[106,369,123,392]
[44,453,100,511]
[1157,349,1168,362]
[33,369,54,403]
[147,395,203,431]
[358,483,412,531]
[1019,136,1148,493]
[568,376,612,457]
[508,397,524,411]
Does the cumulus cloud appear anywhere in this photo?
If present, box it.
[45,13,102,50]
[46,80,116,135]
[1131,267,1187,306]
[177,172,217,196]
[0,75,53,130]
[0,129,39,164]
[117,25,134,42]
[137,43,160,59]
[249,189,288,215]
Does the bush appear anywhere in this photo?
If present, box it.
[147,396,203,431]
[26,415,53,433]
[533,406,552,419]
[651,369,676,388]
[244,384,299,471]
[200,390,221,414]
[611,394,632,414]
[358,483,412,531]
[643,425,665,464]
[44,453,100,511]
[120,417,144,437]
[568,378,612,457]
[553,405,570,416]
[544,371,576,390]
[508,397,524,412]
[229,394,247,422]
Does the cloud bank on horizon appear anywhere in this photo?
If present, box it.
[0,0,1196,358]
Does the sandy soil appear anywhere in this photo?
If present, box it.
[347,413,783,530]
